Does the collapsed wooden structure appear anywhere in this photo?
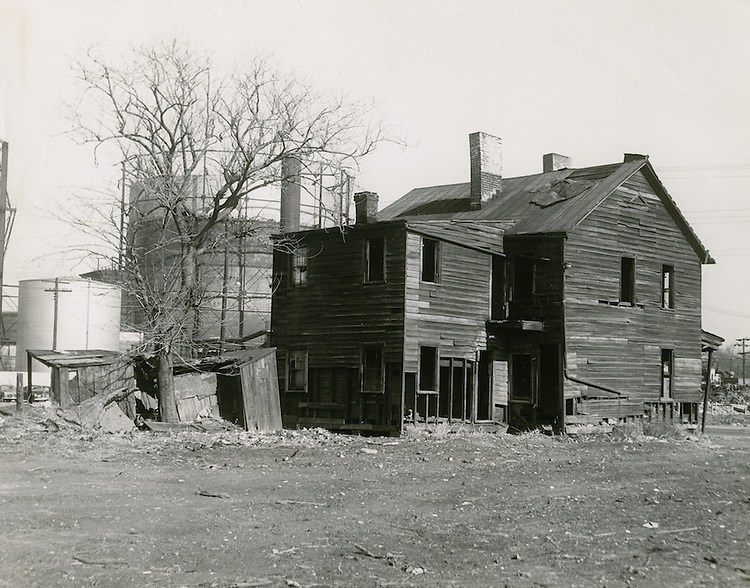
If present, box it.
[271,133,714,434]
[28,347,282,432]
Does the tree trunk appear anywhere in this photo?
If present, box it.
[156,346,179,423]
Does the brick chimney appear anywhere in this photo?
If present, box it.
[354,191,379,225]
[280,157,302,232]
[543,153,572,172]
[469,132,502,209]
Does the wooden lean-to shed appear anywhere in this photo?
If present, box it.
[26,349,135,415]
[197,348,282,432]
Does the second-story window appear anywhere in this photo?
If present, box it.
[365,237,385,283]
[421,238,440,283]
[291,246,308,286]
[620,257,636,305]
[661,265,674,309]
[512,256,534,301]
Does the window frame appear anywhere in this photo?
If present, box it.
[661,264,675,309]
[511,256,535,302]
[287,349,307,392]
[418,346,439,392]
[361,346,385,393]
[620,256,636,305]
[364,237,386,283]
[420,237,440,283]
[290,245,309,287]
[661,348,674,400]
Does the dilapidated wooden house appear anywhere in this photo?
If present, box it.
[270,132,713,434]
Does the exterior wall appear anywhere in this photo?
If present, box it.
[403,232,491,374]
[271,222,407,430]
[563,170,703,406]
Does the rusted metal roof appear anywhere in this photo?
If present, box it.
[380,157,714,264]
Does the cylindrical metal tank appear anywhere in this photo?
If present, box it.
[15,278,122,372]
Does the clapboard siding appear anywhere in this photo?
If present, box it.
[403,232,491,372]
[271,223,407,368]
[564,170,703,404]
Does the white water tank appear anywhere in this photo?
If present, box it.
[16,278,122,372]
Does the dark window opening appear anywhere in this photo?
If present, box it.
[513,257,534,301]
[421,238,439,283]
[662,265,674,309]
[365,237,385,282]
[620,257,636,304]
[661,349,673,399]
[362,347,383,393]
[491,255,506,319]
[287,350,307,391]
[511,354,534,403]
[291,246,308,286]
[419,346,438,391]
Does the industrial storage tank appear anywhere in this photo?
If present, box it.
[16,278,122,372]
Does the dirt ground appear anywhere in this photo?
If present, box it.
[0,406,748,588]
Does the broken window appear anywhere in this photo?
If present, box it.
[291,246,308,286]
[361,347,384,393]
[419,346,438,392]
[287,350,307,391]
[661,265,674,309]
[620,257,636,304]
[661,349,673,400]
[365,237,385,283]
[421,238,439,283]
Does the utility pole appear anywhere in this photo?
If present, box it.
[735,338,750,388]
[44,279,72,351]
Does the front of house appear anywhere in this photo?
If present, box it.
[271,133,713,434]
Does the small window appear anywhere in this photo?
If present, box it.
[361,347,384,393]
[620,257,636,304]
[421,238,439,283]
[662,265,674,309]
[419,346,438,391]
[365,237,385,283]
[661,349,673,399]
[291,246,308,286]
[512,257,534,301]
[287,350,307,391]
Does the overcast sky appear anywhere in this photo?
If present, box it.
[1,0,749,347]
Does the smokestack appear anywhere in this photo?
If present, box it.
[280,157,302,232]
[469,132,502,209]
[354,191,379,225]
[543,153,572,172]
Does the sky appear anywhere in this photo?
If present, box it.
[1,0,749,347]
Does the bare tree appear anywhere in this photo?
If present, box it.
[71,40,390,422]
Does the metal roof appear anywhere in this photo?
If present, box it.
[380,157,714,264]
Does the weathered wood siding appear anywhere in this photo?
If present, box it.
[271,223,407,368]
[564,170,703,404]
[403,232,491,373]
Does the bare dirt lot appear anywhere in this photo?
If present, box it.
[1,406,748,588]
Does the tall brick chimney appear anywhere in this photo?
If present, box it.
[543,153,572,172]
[469,132,502,209]
[280,157,302,232]
[354,191,379,225]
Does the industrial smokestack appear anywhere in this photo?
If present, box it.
[280,157,302,232]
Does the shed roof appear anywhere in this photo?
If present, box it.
[27,349,123,369]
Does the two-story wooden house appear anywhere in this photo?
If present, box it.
[270,132,713,434]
